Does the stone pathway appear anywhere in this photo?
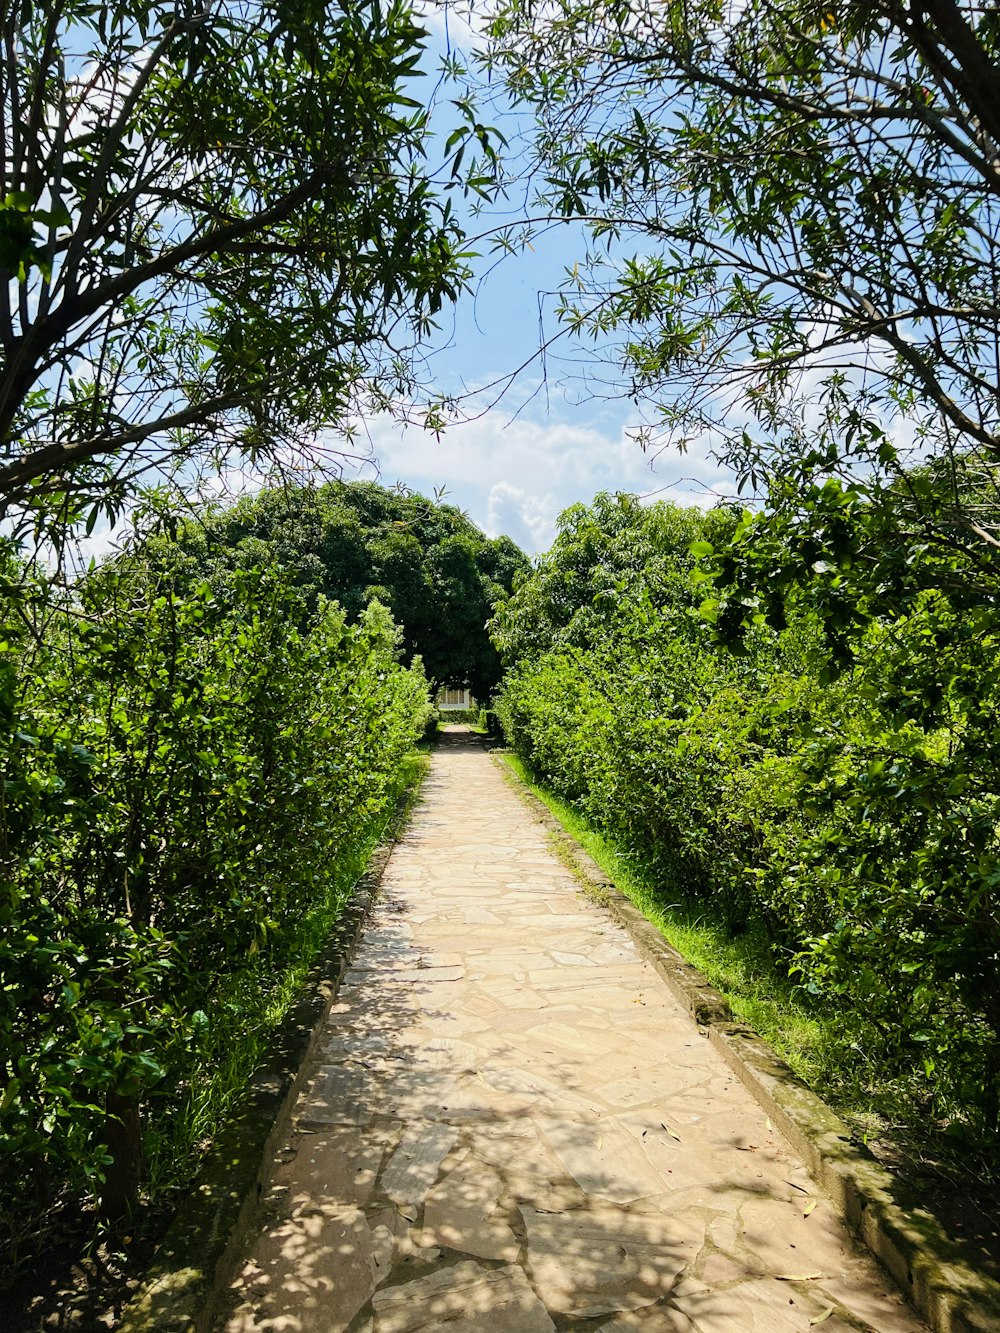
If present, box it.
[219,729,925,1333]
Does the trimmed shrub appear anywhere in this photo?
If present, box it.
[493,493,1000,1142]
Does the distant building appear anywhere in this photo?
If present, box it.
[437,686,475,712]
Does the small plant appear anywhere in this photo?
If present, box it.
[478,708,501,736]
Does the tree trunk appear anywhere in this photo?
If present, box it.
[100,1090,142,1223]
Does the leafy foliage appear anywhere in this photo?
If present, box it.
[484,0,1000,556]
[149,481,529,698]
[494,491,1000,1145]
[0,0,482,534]
[0,522,430,1267]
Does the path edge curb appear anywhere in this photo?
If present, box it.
[117,821,404,1333]
[494,749,1000,1333]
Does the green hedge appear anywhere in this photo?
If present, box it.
[493,493,1000,1145]
[0,545,431,1265]
[478,707,502,737]
[437,707,479,724]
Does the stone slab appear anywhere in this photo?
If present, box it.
[224,1205,392,1333]
[521,1205,701,1316]
[534,1114,662,1202]
[299,1066,378,1127]
[380,1122,459,1206]
[276,1130,383,1207]
[370,1260,555,1332]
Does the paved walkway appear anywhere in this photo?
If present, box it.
[220,730,925,1333]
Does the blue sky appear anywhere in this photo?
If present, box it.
[336,8,740,556]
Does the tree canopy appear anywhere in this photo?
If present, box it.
[150,480,530,698]
[484,0,1000,554]
[491,490,731,663]
[0,0,478,536]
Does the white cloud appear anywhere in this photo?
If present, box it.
[25,405,737,573]
[343,408,738,554]
[486,482,561,549]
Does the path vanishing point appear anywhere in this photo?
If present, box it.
[219,728,926,1333]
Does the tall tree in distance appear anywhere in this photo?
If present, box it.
[0,0,477,537]
[485,0,1000,573]
[145,480,530,699]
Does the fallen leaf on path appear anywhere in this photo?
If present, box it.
[810,1308,835,1325]
[803,1199,818,1216]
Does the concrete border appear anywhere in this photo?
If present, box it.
[495,751,1000,1333]
[118,833,402,1333]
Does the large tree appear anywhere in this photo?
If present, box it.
[0,0,475,535]
[146,480,530,697]
[484,0,1000,558]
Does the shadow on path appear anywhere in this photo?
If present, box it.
[218,736,926,1333]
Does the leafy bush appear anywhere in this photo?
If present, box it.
[478,708,501,736]
[494,492,1000,1144]
[0,537,430,1264]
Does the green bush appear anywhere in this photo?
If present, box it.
[0,540,430,1263]
[437,707,480,724]
[493,492,1000,1144]
[477,708,501,736]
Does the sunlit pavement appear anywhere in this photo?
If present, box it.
[219,727,925,1333]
